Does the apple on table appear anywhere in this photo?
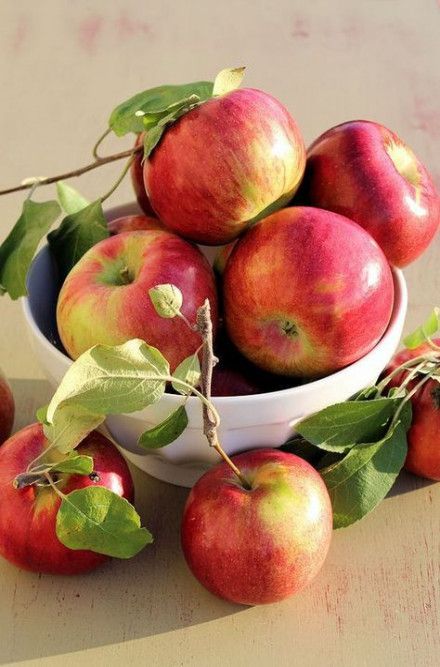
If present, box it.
[0,425,134,574]
[181,448,333,605]
[0,369,14,445]
[385,341,440,481]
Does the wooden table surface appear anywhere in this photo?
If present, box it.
[0,1,439,665]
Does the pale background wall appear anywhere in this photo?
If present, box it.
[0,1,439,665]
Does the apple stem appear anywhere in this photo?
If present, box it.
[92,128,112,160]
[376,352,440,395]
[0,144,143,197]
[196,299,252,490]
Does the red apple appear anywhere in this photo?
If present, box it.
[298,120,440,267]
[384,340,440,480]
[144,89,306,245]
[130,133,156,216]
[224,206,394,378]
[57,229,218,369]
[107,214,163,235]
[0,369,14,445]
[181,448,332,605]
[0,424,134,574]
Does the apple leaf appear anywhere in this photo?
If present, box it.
[47,339,169,420]
[109,80,213,136]
[47,200,109,281]
[36,404,49,424]
[0,199,61,299]
[138,405,188,448]
[44,402,104,455]
[149,283,183,319]
[56,486,152,558]
[403,307,440,349]
[321,421,407,528]
[56,181,90,215]
[172,354,201,395]
[51,455,94,475]
[296,398,398,452]
[212,66,246,97]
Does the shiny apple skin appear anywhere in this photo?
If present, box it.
[107,214,163,235]
[299,120,440,267]
[56,229,218,370]
[224,206,394,378]
[0,369,14,445]
[130,133,156,216]
[144,88,306,245]
[385,340,440,480]
[0,425,134,575]
[181,448,333,605]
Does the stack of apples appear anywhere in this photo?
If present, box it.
[56,92,440,390]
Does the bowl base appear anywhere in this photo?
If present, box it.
[115,446,211,488]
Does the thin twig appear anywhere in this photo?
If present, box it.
[196,299,251,489]
[0,145,143,197]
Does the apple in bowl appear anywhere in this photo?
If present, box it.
[144,88,306,245]
[56,229,218,370]
[298,120,440,267]
[224,206,394,378]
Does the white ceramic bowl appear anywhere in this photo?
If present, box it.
[22,204,408,487]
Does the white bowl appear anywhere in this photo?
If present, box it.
[22,205,408,487]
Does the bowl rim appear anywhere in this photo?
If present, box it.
[21,245,407,408]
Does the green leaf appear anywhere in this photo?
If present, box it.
[404,308,440,349]
[138,405,188,448]
[109,81,213,136]
[281,435,326,467]
[36,404,49,424]
[351,386,379,401]
[296,398,398,453]
[56,486,152,558]
[149,283,183,319]
[46,338,169,425]
[172,354,201,395]
[56,181,90,215]
[51,455,94,475]
[212,66,246,96]
[0,199,61,299]
[321,422,408,528]
[44,402,104,455]
[47,200,109,281]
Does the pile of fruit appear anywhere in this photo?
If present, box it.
[0,67,439,606]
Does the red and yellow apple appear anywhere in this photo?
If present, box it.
[224,206,394,378]
[0,424,134,574]
[385,341,440,480]
[57,229,218,369]
[213,241,237,277]
[107,214,163,235]
[144,89,306,245]
[181,448,333,605]
[298,120,440,267]
[0,369,14,445]
[130,133,156,216]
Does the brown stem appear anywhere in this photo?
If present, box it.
[0,145,143,197]
[196,299,251,489]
